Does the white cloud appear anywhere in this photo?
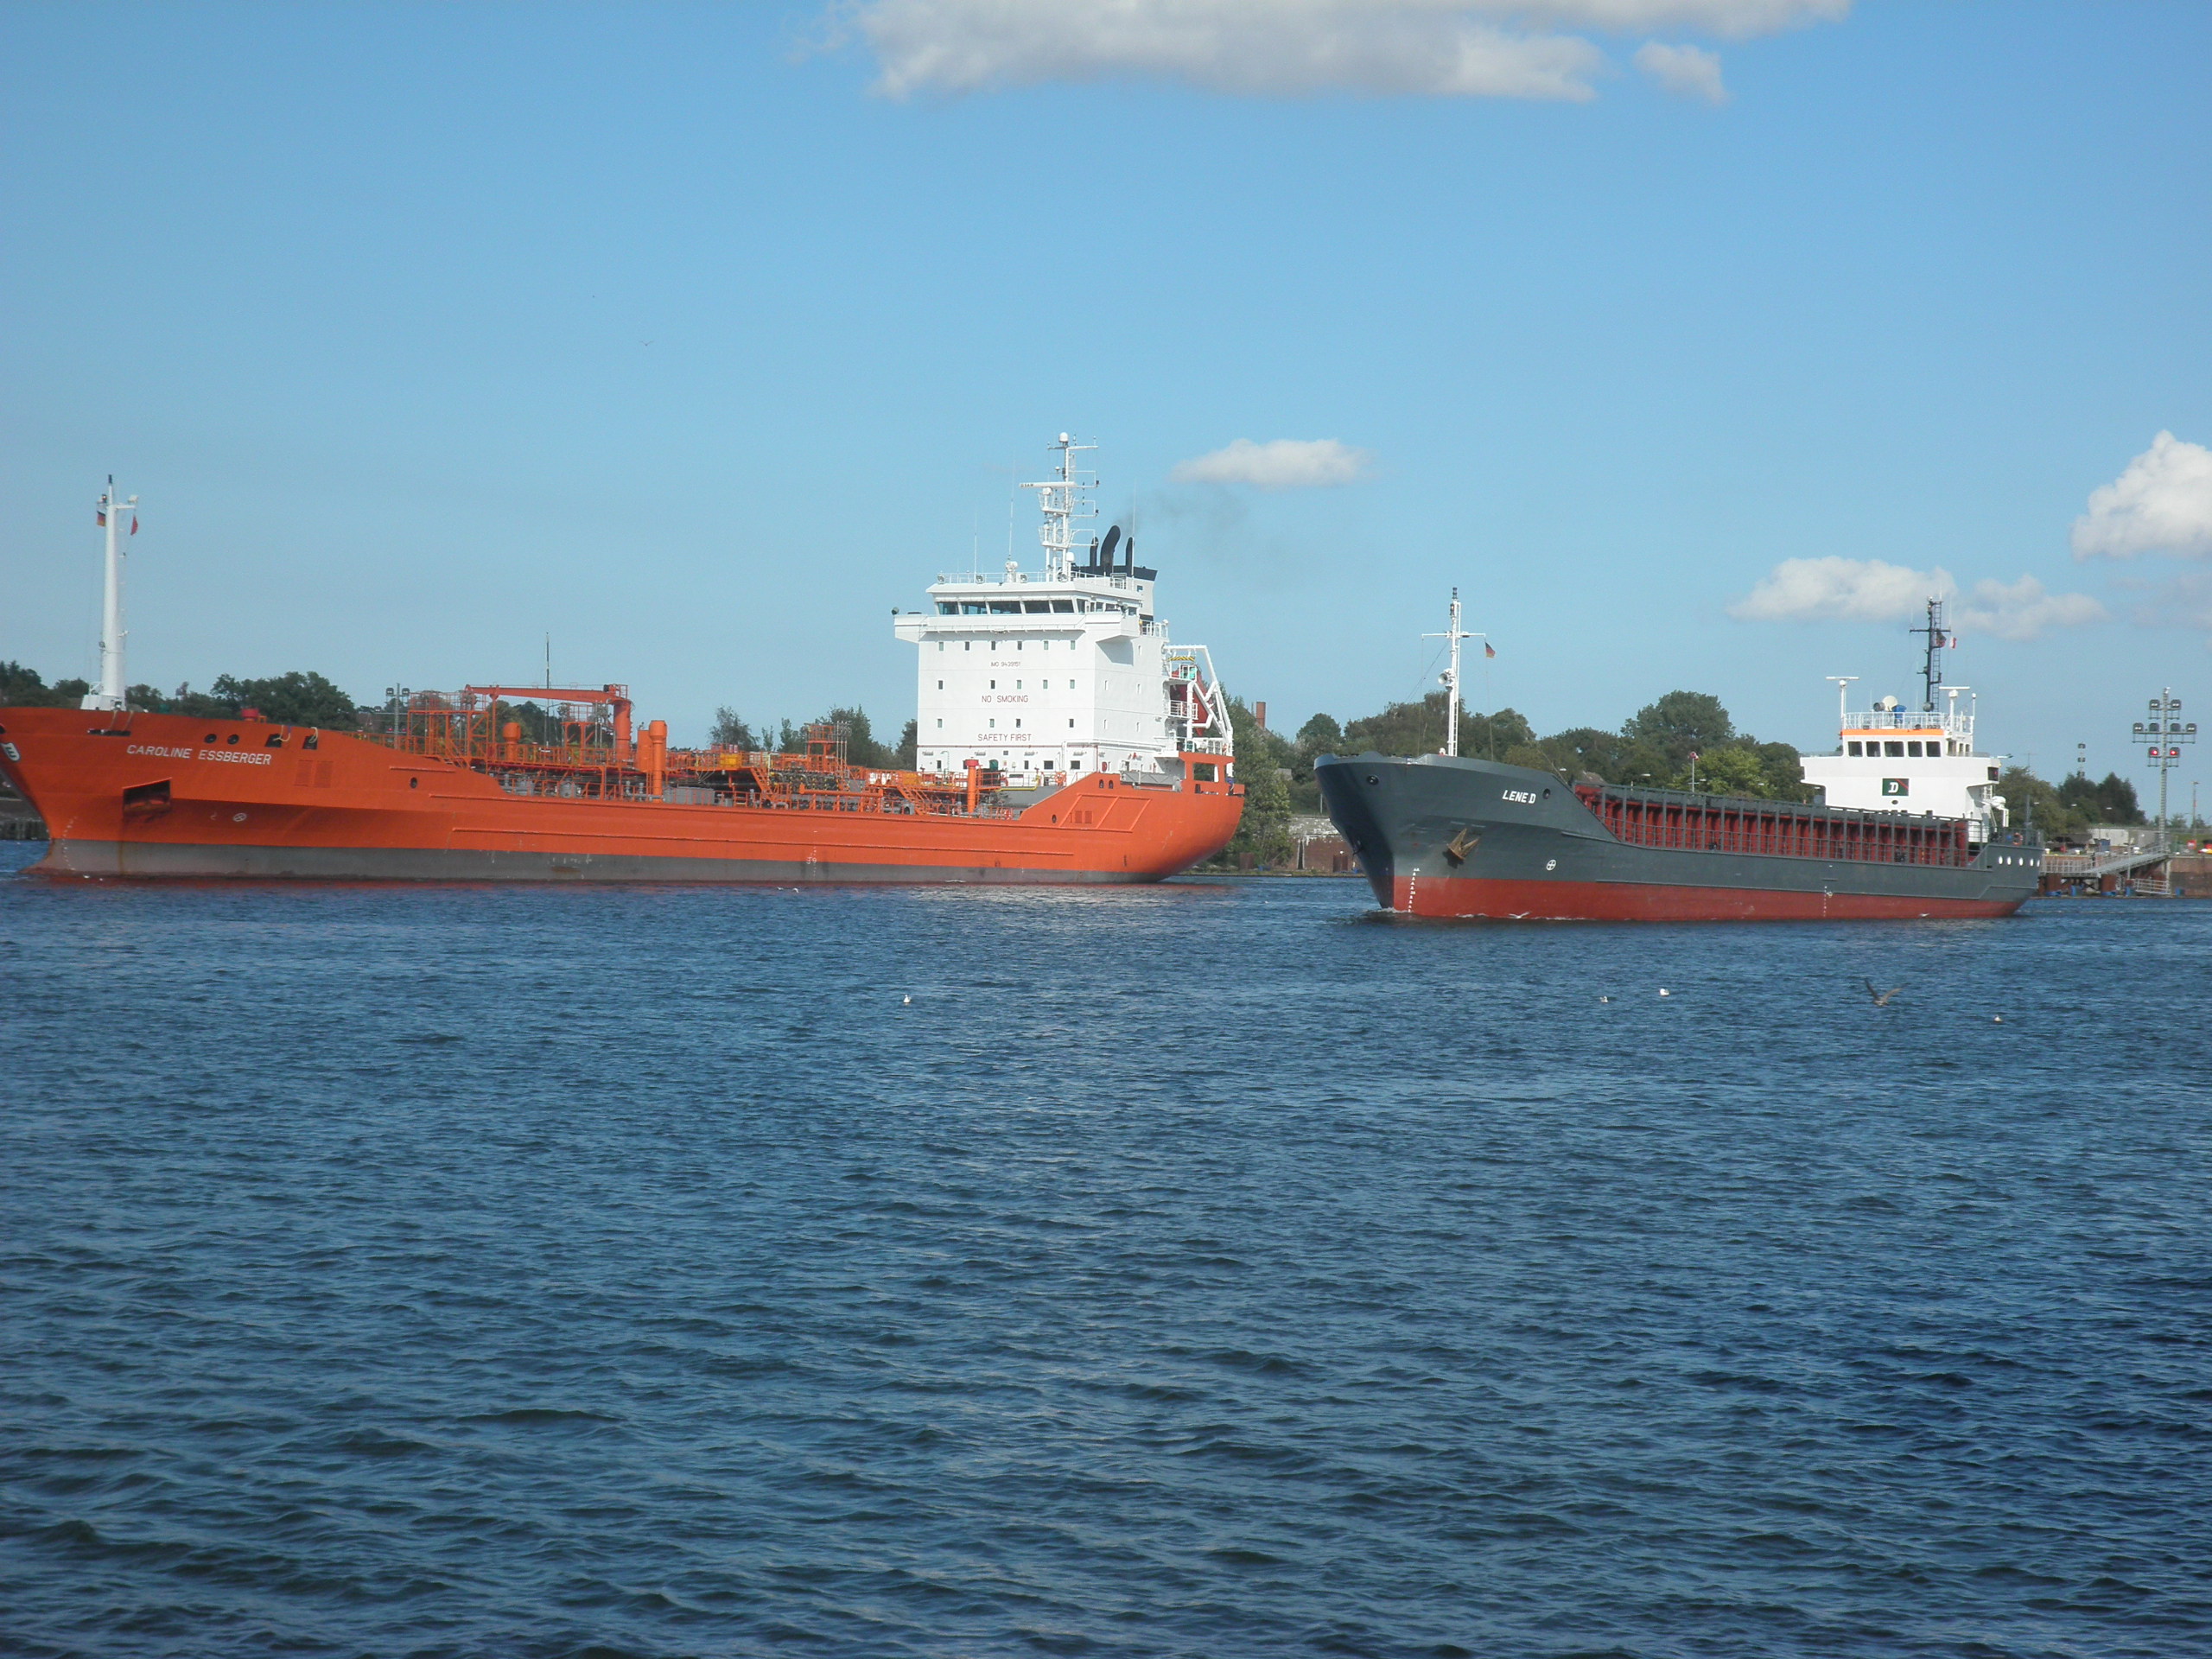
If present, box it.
[1731,557,2104,641]
[1727,556,1953,624]
[849,1,1847,100]
[1634,41,1726,101]
[1171,437,1373,487]
[2070,430,2212,559]
[1952,575,2107,642]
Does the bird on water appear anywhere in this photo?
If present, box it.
[1864,979,1903,1007]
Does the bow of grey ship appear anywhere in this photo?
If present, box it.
[1314,596,2041,922]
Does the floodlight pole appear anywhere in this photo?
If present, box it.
[2132,687,2197,855]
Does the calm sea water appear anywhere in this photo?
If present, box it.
[3,843,2209,1658]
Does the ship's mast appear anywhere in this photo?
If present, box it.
[1425,588,1479,759]
[82,476,137,713]
[1910,596,1949,712]
[1021,433,1096,579]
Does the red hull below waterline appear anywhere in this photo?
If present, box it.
[1391,874,2027,922]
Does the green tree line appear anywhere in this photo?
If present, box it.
[1993,767,2143,841]
[709,707,918,769]
[3,662,362,727]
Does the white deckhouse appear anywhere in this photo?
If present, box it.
[893,435,1233,785]
[1798,604,2011,842]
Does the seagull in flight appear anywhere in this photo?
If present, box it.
[1864,979,1903,1007]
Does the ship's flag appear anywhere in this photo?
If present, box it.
[1484,642,1496,658]
[130,516,137,534]
[96,508,105,526]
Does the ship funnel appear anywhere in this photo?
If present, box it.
[1122,535,1135,575]
[1098,524,1121,573]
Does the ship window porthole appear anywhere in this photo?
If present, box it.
[1542,787,1551,799]
[410,777,418,789]
[1366,775,1379,786]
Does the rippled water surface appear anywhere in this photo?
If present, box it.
[3,844,2209,1657]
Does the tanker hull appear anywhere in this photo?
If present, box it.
[1318,753,2040,922]
[0,709,1241,885]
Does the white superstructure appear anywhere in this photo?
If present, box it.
[893,435,1234,782]
[1799,602,2009,841]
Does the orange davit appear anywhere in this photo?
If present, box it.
[0,693,1243,884]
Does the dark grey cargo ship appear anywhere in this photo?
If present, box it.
[1316,752,2041,920]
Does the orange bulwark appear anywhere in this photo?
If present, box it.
[0,690,1243,883]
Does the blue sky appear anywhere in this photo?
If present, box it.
[4,2,2209,793]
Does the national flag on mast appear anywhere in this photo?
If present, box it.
[1484,641,1496,658]
[96,508,106,526]
[130,516,137,535]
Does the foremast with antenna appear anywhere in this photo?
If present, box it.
[1424,588,1484,758]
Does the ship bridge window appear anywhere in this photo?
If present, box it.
[961,602,988,614]
[1024,600,1051,613]
[1052,600,1074,613]
[1848,741,1864,756]
[1885,741,1904,757]
[1907,741,1923,757]
[989,601,1022,613]
[937,602,957,614]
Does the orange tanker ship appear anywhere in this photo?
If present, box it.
[3,443,1244,883]
[0,697,1241,883]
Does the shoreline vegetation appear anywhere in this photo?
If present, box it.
[0,664,2154,864]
